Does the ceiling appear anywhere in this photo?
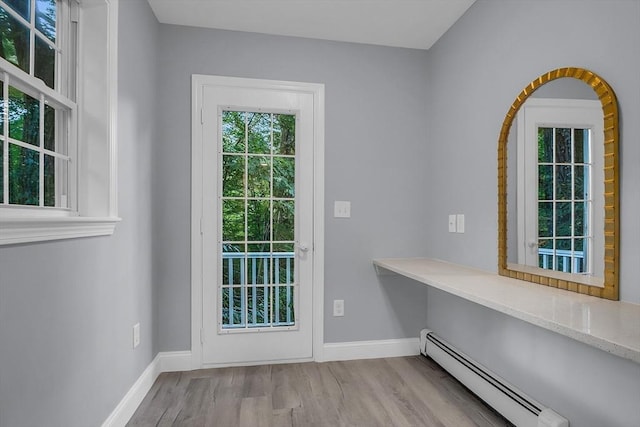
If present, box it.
[147,0,476,50]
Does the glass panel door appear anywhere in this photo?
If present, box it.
[220,111,298,331]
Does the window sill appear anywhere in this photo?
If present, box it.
[0,216,121,245]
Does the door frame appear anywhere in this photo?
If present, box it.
[515,98,603,279]
[190,75,325,368]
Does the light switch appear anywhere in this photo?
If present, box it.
[334,201,351,218]
[448,215,457,233]
[456,214,465,233]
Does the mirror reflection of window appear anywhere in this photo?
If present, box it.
[537,126,591,274]
[515,98,604,283]
[499,68,619,299]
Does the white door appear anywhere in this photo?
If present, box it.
[196,77,317,366]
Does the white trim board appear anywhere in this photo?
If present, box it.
[323,338,420,362]
[101,351,192,427]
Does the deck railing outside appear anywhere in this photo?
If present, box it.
[221,251,295,329]
[538,248,585,273]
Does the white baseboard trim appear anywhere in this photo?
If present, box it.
[159,350,193,373]
[323,338,420,362]
[102,351,192,427]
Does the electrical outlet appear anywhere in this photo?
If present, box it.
[333,299,344,317]
[133,323,140,349]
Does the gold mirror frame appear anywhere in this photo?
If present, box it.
[498,67,619,300]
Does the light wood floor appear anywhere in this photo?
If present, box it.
[128,356,513,427]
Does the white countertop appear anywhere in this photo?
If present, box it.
[373,257,640,364]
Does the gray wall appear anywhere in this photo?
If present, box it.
[1,1,638,425]
[0,1,160,425]
[423,1,640,426]
[424,0,640,302]
[154,26,433,350]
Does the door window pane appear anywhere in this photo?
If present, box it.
[537,125,593,274]
[538,165,552,200]
[273,156,294,198]
[538,127,553,163]
[222,155,244,197]
[555,128,571,163]
[275,286,295,325]
[555,165,572,200]
[247,112,270,154]
[220,110,297,330]
[247,156,270,197]
[223,244,246,286]
[222,111,246,153]
[555,202,572,237]
[247,285,269,326]
[247,199,270,242]
[222,199,245,241]
[538,201,552,238]
[273,200,294,241]
[574,128,589,163]
[273,114,295,155]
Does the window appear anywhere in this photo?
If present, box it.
[1,0,74,210]
[516,98,604,284]
[537,126,591,273]
[0,0,119,245]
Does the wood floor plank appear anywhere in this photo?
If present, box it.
[239,396,272,427]
[127,372,182,427]
[241,365,272,398]
[382,357,490,427]
[127,356,513,427]
[271,363,303,411]
[172,377,215,426]
[155,372,198,427]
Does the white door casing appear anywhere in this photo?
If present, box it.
[191,75,325,368]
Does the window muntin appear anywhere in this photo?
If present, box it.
[0,0,73,211]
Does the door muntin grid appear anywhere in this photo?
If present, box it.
[218,109,298,332]
[537,126,592,274]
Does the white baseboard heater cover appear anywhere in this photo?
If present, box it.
[420,329,569,427]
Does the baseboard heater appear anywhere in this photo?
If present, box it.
[420,329,569,427]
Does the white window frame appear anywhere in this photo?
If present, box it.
[0,0,120,245]
[514,98,604,286]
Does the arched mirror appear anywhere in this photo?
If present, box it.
[498,68,619,300]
